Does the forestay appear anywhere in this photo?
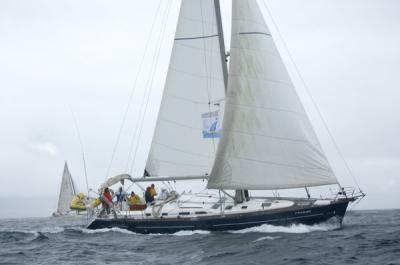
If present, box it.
[56,162,77,213]
[208,0,338,190]
[146,0,226,177]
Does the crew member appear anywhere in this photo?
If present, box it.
[128,191,141,205]
[101,187,113,214]
[145,186,154,205]
[70,193,87,211]
[115,187,125,210]
[150,183,157,198]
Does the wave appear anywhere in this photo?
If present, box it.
[31,232,49,241]
[172,230,211,236]
[81,227,136,235]
[79,222,339,236]
[253,236,281,242]
[231,222,341,234]
[0,226,65,236]
[40,227,65,234]
[0,229,38,236]
[0,230,41,243]
[69,227,209,236]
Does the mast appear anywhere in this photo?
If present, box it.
[214,0,228,93]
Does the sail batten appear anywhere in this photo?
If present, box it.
[175,34,219,41]
[208,0,337,190]
[145,0,226,177]
[238,32,271,36]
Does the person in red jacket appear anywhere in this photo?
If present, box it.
[101,187,113,214]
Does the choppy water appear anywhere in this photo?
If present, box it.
[1,210,399,265]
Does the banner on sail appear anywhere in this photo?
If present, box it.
[202,110,221,138]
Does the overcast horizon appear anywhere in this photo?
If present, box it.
[1,0,400,218]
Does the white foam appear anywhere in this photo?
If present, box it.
[40,227,65,234]
[172,230,211,236]
[82,227,136,235]
[253,236,280,242]
[231,222,340,234]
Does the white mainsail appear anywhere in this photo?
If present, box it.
[56,162,77,214]
[145,0,226,177]
[208,0,338,190]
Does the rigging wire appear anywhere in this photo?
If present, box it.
[261,0,362,192]
[69,106,90,196]
[104,1,164,180]
[129,0,173,175]
[125,1,172,174]
[199,0,218,153]
[127,0,172,174]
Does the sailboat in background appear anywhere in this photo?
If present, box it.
[87,0,364,233]
[52,162,79,217]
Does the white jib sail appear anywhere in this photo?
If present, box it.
[208,0,338,190]
[145,0,226,177]
[56,162,77,213]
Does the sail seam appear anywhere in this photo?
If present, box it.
[217,181,338,190]
[164,92,204,105]
[154,159,209,168]
[226,102,308,118]
[228,74,292,86]
[153,141,215,159]
[159,118,201,131]
[175,34,219,41]
[165,91,224,105]
[231,156,332,173]
[223,128,321,146]
[170,67,224,81]
[230,46,282,58]
[180,16,218,26]
[175,42,221,53]
[231,18,267,28]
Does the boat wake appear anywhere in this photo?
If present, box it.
[231,221,341,234]
[81,227,136,235]
[79,222,339,236]
[78,219,340,236]
[79,228,210,236]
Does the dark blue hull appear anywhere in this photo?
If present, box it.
[87,199,350,234]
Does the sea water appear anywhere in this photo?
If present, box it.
[1,210,399,265]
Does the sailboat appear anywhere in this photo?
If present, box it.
[87,0,364,233]
[52,162,79,217]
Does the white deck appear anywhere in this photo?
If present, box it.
[97,191,335,220]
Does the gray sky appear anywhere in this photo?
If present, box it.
[1,0,399,217]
